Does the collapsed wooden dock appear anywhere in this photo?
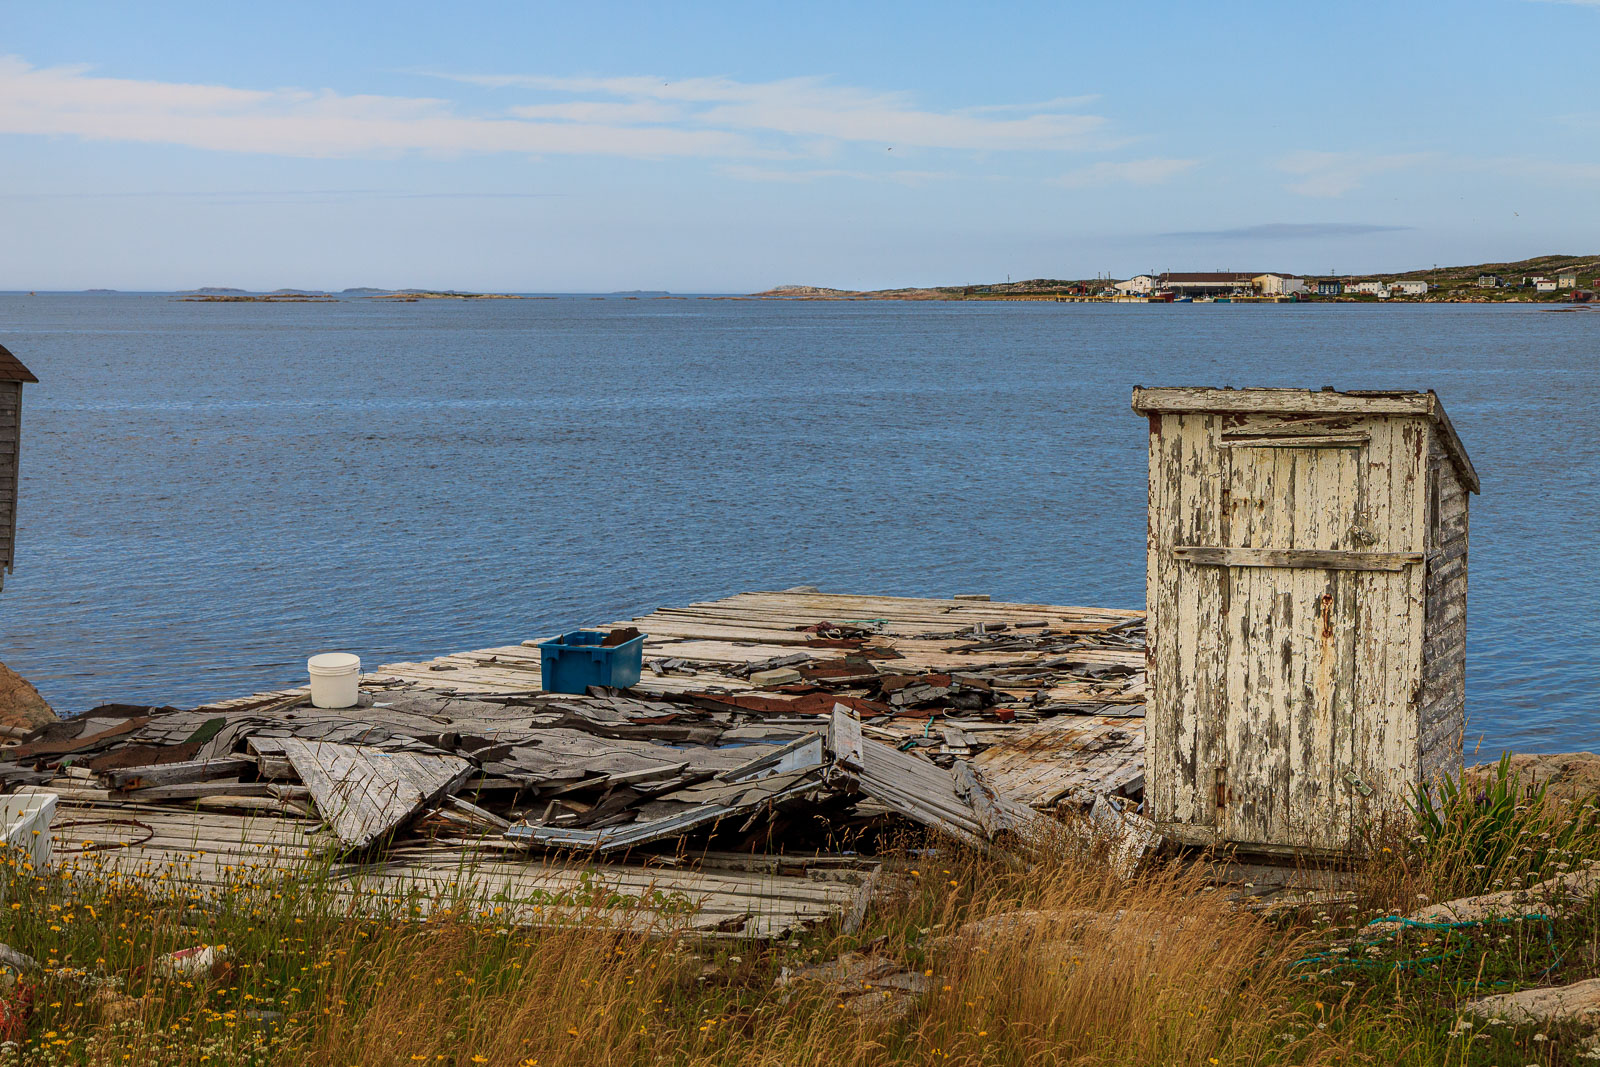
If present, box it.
[5,588,1148,937]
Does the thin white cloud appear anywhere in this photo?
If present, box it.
[437,72,1109,152]
[1276,149,1600,197]
[507,100,686,124]
[1479,155,1600,184]
[1164,222,1411,240]
[1051,157,1197,189]
[0,56,745,158]
[957,95,1101,115]
[1277,151,1432,197]
[0,56,1116,162]
[721,165,952,185]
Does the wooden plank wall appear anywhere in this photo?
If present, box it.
[1347,414,1429,830]
[1147,409,1431,850]
[1419,433,1468,787]
[1220,416,1363,849]
[1146,411,1225,833]
[0,381,19,578]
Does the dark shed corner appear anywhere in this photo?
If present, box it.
[0,343,38,384]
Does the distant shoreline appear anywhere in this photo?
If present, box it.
[752,253,1600,304]
[0,290,1592,307]
[745,289,1587,305]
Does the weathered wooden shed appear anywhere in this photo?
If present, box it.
[0,343,38,592]
[1131,387,1478,854]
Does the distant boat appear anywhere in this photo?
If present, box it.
[1174,296,1193,303]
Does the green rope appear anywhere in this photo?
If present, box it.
[1289,913,1562,983]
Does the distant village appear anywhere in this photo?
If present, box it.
[1047,268,1598,303]
[755,256,1600,301]
[1024,268,1600,302]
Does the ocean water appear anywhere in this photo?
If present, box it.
[0,294,1593,756]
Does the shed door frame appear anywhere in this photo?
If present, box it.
[1184,435,1375,850]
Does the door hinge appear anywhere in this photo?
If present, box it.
[1344,771,1374,798]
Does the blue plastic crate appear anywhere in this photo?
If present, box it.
[537,630,646,694]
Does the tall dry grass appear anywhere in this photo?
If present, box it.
[240,836,1316,1067]
[21,779,1600,1067]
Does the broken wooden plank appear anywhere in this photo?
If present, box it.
[716,733,824,783]
[1087,793,1161,879]
[828,704,864,770]
[503,770,822,853]
[278,739,472,849]
[952,761,1041,840]
[444,795,512,832]
[104,758,256,790]
[121,781,274,803]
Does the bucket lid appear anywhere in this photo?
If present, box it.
[307,652,361,673]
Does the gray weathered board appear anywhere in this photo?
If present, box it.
[44,797,875,940]
[278,739,471,849]
[828,704,1043,850]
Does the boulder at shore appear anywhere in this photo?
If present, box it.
[1467,753,1600,801]
[0,661,57,732]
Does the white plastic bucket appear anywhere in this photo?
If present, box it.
[307,652,361,709]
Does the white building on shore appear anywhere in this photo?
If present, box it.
[1113,274,1157,295]
[1391,280,1429,297]
[1253,273,1307,296]
[1156,272,1258,295]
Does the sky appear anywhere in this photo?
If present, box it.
[2,0,1598,292]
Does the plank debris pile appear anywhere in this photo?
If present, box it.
[0,589,1148,936]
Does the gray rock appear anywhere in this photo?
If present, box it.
[0,943,38,974]
[1364,863,1600,937]
[1463,977,1600,1031]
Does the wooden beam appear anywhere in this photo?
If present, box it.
[1132,386,1433,417]
[1220,433,1368,449]
[105,758,255,790]
[828,704,864,771]
[1171,546,1423,572]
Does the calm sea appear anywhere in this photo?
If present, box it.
[0,294,1593,755]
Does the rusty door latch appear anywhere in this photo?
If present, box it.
[1343,771,1374,798]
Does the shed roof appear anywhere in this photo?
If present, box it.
[1131,386,1479,494]
[1157,272,1258,283]
[0,343,38,383]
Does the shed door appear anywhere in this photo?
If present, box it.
[1183,434,1375,850]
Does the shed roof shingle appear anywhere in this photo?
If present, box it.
[0,343,38,383]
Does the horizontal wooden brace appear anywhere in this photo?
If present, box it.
[1219,433,1369,449]
[1171,546,1423,571]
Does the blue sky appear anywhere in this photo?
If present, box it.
[3,0,1597,291]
